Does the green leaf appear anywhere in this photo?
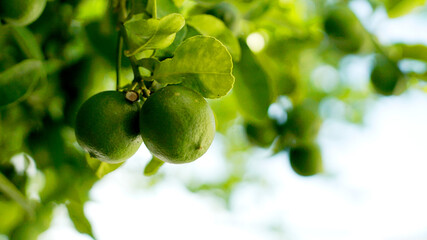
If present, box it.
[153,36,234,98]
[208,93,238,133]
[233,39,272,122]
[11,26,44,60]
[66,201,94,238]
[86,155,124,178]
[124,13,185,56]
[186,14,241,61]
[385,0,426,18]
[144,156,165,176]
[0,171,34,218]
[155,25,188,60]
[0,201,25,235]
[0,59,43,107]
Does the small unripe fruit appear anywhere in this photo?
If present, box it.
[289,143,323,176]
[370,55,403,96]
[245,121,277,148]
[324,6,363,53]
[140,86,215,164]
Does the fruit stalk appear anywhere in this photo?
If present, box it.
[152,0,157,19]
[116,33,123,91]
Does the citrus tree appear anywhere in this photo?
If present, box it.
[1,0,427,239]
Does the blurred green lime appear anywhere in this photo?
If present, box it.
[370,55,404,96]
[324,6,364,53]
[285,101,321,141]
[289,143,323,176]
[245,120,277,148]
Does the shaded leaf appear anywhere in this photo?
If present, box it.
[144,156,164,176]
[187,14,241,61]
[0,59,43,107]
[138,58,161,72]
[124,13,185,56]
[155,25,188,60]
[208,93,238,133]
[244,0,271,20]
[11,26,44,60]
[153,36,234,98]
[233,39,272,122]
[85,16,118,65]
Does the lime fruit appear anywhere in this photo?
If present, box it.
[75,91,142,163]
[0,0,47,26]
[370,55,403,96]
[289,143,323,176]
[285,101,321,140]
[140,86,215,164]
[245,120,277,148]
[324,6,363,53]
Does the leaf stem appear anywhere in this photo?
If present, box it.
[129,55,142,81]
[116,0,151,97]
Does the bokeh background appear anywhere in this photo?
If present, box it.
[2,0,427,239]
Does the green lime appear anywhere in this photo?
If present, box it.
[0,0,47,26]
[285,101,321,140]
[245,120,277,148]
[140,86,215,164]
[324,6,363,53]
[370,55,403,96]
[289,143,323,176]
[75,91,142,163]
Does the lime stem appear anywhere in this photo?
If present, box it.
[129,55,142,81]
[116,34,123,91]
[130,81,139,90]
[153,0,157,19]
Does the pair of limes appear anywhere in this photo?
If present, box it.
[75,86,215,164]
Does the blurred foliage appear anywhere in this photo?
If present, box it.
[1,0,427,239]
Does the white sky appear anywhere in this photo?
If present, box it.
[38,2,427,240]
